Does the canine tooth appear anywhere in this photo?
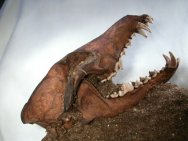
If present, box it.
[137,22,151,33]
[110,92,118,98]
[137,28,147,38]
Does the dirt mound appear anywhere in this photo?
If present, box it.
[43,83,188,141]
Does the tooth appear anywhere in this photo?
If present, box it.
[115,62,119,71]
[120,50,125,56]
[107,72,116,80]
[133,80,143,88]
[119,59,123,70]
[137,22,151,33]
[146,16,154,23]
[122,83,134,93]
[110,92,118,98]
[140,76,151,83]
[118,91,125,97]
[126,41,131,47]
[131,33,136,38]
[106,95,110,98]
[149,70,158,77]
[101,79,107,83]
[140,77,145,82]
[137,28,147,38]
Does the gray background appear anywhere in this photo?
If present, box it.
[0,0,187,141]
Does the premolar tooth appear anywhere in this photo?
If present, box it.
[140,77,145,82]
[149,70,158,77]
[133,80,143,88]
[140,76,151,83]
[137,28,147,38]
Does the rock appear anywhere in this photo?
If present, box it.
[42,83,188,141]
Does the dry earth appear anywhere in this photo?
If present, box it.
[42,83,188,141]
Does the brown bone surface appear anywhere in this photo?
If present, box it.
[21,14,179,128]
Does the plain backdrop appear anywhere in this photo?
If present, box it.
[0,0,188,141]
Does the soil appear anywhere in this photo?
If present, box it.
[42,83,188,141]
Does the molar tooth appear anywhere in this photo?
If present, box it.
[118,90,125,97]
[110,92,118,98]
[122,83,134,93]
[137,28,147,38]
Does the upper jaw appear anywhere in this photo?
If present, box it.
[101,15,153,83]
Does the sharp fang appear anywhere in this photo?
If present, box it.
[137,22,151,33]
[110,92,118,98]
[137,28,147,38]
